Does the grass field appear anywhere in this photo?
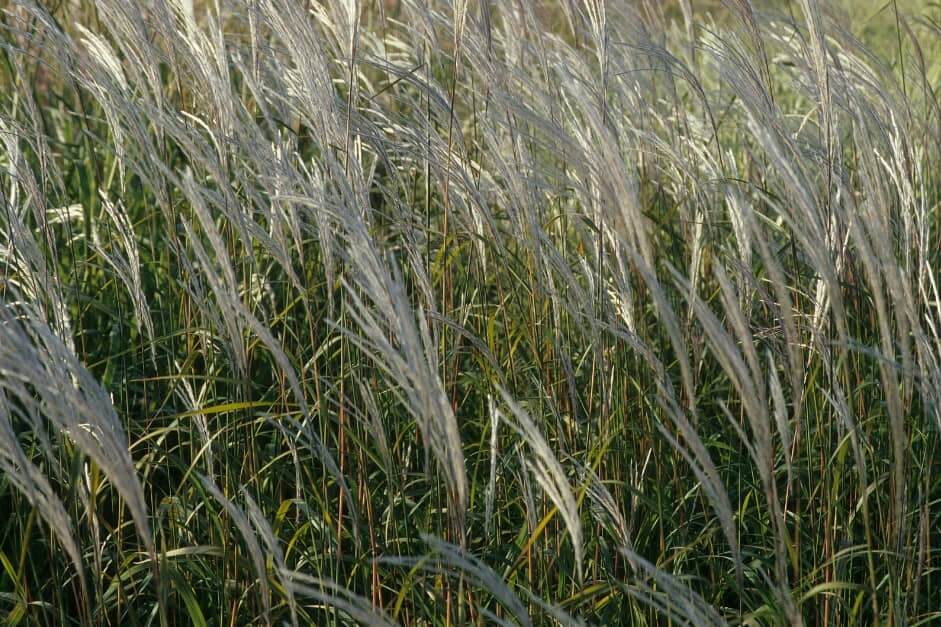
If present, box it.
[2,0,941,624]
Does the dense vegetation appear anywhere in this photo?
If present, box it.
[2,0,941,624]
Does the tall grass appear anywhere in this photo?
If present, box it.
[2,0,941,623]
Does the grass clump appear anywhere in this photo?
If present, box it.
[2,0,941,624]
